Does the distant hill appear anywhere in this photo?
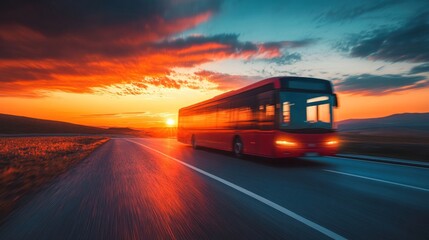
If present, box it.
[338,113,429,135]
[3,112,428,136]
[0,113,138,135]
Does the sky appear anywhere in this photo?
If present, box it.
[1,0,428,128]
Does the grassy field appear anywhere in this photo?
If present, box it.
[0,136,109,221]
[339,133,429,161]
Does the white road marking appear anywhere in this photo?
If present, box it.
[126,139,346,240]
[324,169,429,192]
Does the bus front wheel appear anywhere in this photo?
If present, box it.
[233,137,243,158]
[191,135,198,150]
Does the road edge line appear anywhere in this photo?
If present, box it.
[324,169,429,192]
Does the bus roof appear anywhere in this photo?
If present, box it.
[180,76,333,111]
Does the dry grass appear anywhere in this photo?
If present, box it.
[0,136,109,220]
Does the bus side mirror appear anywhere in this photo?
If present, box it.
[333,94,339,108]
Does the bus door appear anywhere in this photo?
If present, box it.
[257,91,276,156]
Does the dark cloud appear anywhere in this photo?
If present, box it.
[0,0,222,60]
[336,73,428,95]
[241,39,316,65]
[262,39,318,48]
[316,0,401,23]
[340,12,429,62]
[0,0,221,37]
[409,63,429,74]
[157,35,315,57]
[157,34,258,52]
[164,0,221,20]
[264,52,302,65]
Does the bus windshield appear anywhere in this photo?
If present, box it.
[279,91,334,131]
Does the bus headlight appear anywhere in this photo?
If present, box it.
[275,140,297,146]
[326,140,338,145]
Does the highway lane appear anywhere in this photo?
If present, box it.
[1,138,428,239]
[126,138,429,239]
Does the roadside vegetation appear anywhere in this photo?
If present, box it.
[339,133,429,161]
[0,136,109,221]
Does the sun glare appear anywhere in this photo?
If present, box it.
[166,118,175,126]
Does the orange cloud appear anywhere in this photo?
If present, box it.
[0,1,314,97]
[0,33,301,97]
[193,70,261,90]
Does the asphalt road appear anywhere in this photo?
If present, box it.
[1,138,429,239]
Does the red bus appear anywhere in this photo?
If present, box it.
[177,76,339,158]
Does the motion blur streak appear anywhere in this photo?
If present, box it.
[126,139,346,240]
[0,139,322,239]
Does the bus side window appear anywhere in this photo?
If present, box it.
[257,90,275,130]
[266,104,274,117]
[238,107,252,129]
[216,102,231,129]
[258,103,274,130]
[283,102,290,125]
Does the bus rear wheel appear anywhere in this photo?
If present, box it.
[191,135,198,149]
[233,137,243,158]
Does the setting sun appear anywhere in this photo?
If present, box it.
[166,118,175,127]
